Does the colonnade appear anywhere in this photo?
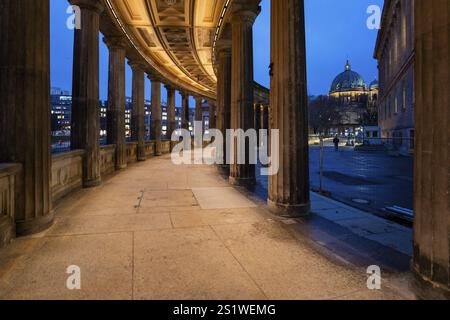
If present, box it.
[0,0,448,298]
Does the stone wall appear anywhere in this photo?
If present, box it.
[126,142,138,163]
[51,150,85,203]
[100,145,116,176]
[0,164,21,248]
[160,140,171,154]
[145,141,156,158]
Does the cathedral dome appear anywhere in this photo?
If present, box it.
[369,79,379,90]
[330,60,367,94]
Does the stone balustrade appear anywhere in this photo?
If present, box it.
[0,164,21,248]
[100,145,116,176]
[126,142,138,164]
[51,150,85,203]
[145,141,156,158]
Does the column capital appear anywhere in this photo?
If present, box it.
[148,73,162,83]
[70,0,104,13]
[165,84,175,92]
[216,40,232,56]
[181,91,189,99]
[103,36,127,51]
[231,0,261,24]
[128,60,146,72]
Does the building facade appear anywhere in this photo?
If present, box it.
[325,60,379,136]
[374,0,415,152]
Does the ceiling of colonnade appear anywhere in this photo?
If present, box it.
[104,0,229,98]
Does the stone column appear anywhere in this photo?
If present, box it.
[229,0,261,187]
[166,85,176,139]
[181,92,190,130]
[268,0,310,217]
[150,75,162,156]
[105,36,127,170]
[195,96,203,131]
[413,0,450,299]
[209,100,216,129]
[216,44,232,166]
[129,61,146,161]
[70,0,103,187]
[0,0,53,235]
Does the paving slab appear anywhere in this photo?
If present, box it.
[192,187,258,209]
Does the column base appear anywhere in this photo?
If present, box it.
[137,157,147,162]
[116,164,127,170]
[229,176,256,188]
[412,264,450,300]
[267,199,310,218]
[217,164,230,175]
[83,176,102,188]
[0,217,15,249]
[16,211,55,237]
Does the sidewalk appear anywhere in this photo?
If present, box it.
[0,155,415,300]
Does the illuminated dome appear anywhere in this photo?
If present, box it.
[330,60,367,94]
[369,79,379,90]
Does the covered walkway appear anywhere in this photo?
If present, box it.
[0,156,414,300]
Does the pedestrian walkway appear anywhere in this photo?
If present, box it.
[0,155,416,300]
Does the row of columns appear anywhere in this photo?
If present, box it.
[0,0,214,235]
[0,0,448,298]
[215,0,310,216]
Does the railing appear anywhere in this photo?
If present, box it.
[0,164,21,248]
[51,150,84,203]
[100,145,116,176]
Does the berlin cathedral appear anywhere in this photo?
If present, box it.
[327,60,379,135]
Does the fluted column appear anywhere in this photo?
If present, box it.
[209,100,216,129]
[229,0,261,187]
[150,75,162,156]
[70,0,103,188]
[268,0,310,217]
[413,0,450,299]
[195,95,203,133]
[181,92,190,130]
[0,0,53,235]
[105,37,127,170]
[129,61,146,161]
[216,44,232,167]
[166,85,176,139]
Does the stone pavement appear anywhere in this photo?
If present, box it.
[0,155,416,300]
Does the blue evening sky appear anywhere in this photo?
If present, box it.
[50,0,383,105]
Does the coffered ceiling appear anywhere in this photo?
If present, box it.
[104,0,228,98]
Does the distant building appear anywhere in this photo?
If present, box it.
[374,0,415,152]
[326,60,379,136]
[50,87,72,134]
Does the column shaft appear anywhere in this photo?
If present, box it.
[150,77,162,155]
[229,1,260,187]
[195,96,203,135]
[209,101,216,129]
[166,86,176,139]
[413,0,450,298]
[0,0,53,235]
[268,0,310,217]
[216,47,232,166]
[130,62,146,161]
[105,37,127,170]
[181,93,190,130]
[71,0,103,187]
